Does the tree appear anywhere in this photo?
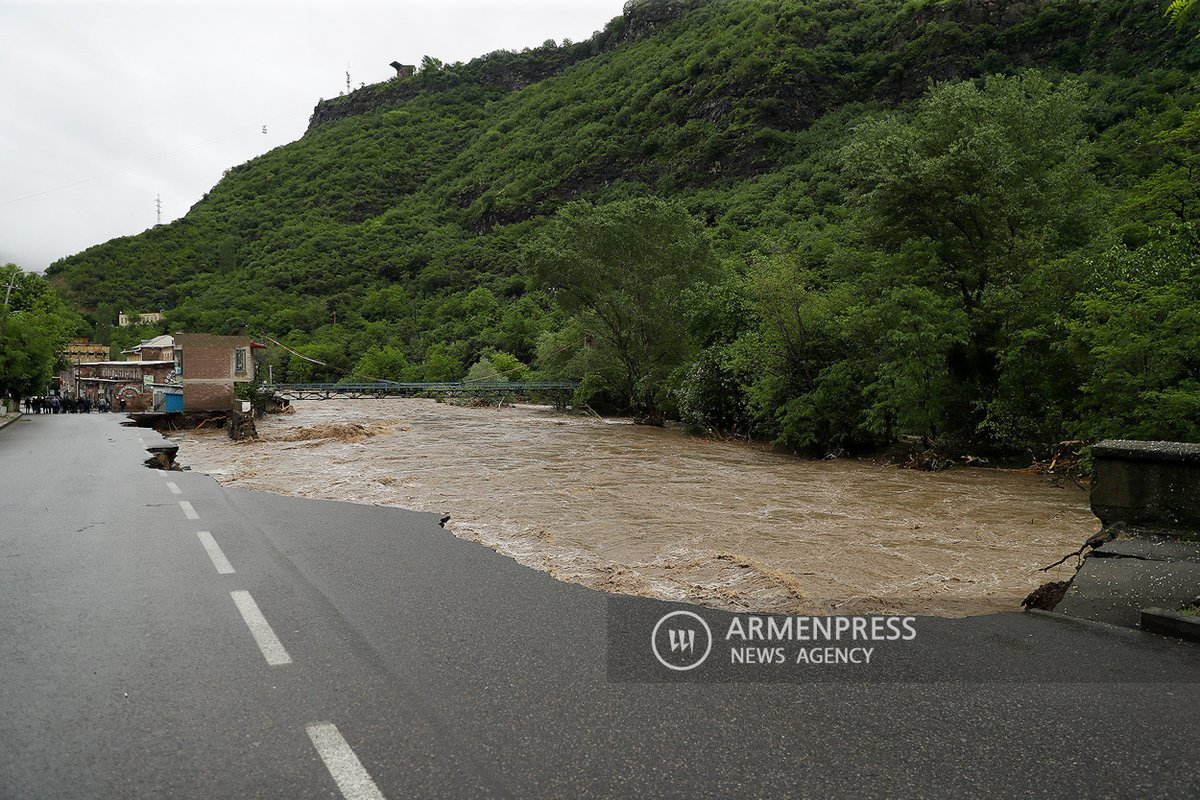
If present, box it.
[1068,232,1200,442]
[861,286,969,442]
[465,350,531,382]
[421,342,464,382]
[844,73,1097,314]
[1125,108,1200,225]
[530,197,719,418]
[672,277,757,436]
[841,72,1101,445]
[0,265,77,401]
[353,346,411,381]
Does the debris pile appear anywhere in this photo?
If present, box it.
[228,409,257,441]
[276,422,391,443]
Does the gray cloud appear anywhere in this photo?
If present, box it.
[0,0,618,271]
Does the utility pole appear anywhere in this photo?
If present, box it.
[155,194,162,226]
[2,268,18,307]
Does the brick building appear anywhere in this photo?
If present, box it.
[76,360,176,411]
[62,337,110,363]
[58,338,112,397]
[175,334,258,411]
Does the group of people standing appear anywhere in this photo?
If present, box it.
[22,395,123,414]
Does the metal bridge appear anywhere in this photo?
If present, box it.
[262,381,579,404]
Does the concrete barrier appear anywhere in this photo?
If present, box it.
[1091,440,1200,538]
[1140,607,1200,643]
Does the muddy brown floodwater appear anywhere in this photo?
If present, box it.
[170,399,1095,616]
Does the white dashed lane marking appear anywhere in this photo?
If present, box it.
[166,481,182,495]
[196,531,235,574]
[230,591,292,666]
[179,500,199,520]
[307,723,386,800]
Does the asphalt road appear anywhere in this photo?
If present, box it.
[1,413,1197,799]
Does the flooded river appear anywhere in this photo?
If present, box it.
[170,399,1095,616]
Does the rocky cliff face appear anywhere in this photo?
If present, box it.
[306,51,584,131]
[619,0,692,42]
[307,0,704,132]
[307,83,424,130]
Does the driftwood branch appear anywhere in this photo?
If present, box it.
[1038,549,1083,572]
[1037,526,1121,572]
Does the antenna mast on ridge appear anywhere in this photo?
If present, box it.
[155,194,162,226]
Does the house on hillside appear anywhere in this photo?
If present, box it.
[118,311,164,327]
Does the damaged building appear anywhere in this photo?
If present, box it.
[175,334,262,411]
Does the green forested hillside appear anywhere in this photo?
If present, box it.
[45,0,1200,452]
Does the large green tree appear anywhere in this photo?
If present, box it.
[0,266,79,401]
[841,72,1101,446]
[531,197,719,418]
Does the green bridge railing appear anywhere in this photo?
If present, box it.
[262,381,579,403]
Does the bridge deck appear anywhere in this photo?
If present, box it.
[263,381,579,402]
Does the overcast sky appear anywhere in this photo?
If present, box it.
[0,0,620,272]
